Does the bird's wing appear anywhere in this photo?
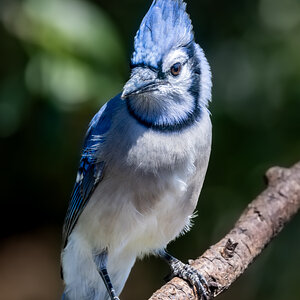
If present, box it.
[62,100,115,248]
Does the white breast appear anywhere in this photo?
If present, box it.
[74,107,212,257]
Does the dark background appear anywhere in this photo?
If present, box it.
[0,0,299,299]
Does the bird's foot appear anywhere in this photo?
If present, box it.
[169,259,211,300]
[158,249,211,300]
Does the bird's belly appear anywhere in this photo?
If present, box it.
[76,165,196,256]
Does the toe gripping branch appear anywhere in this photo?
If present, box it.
[158,250,211,300]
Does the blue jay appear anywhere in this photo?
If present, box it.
[61,0,212,299]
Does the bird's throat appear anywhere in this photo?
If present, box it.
[126,96,201,132]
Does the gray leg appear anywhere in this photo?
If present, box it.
[158,249,211,300]
[95,250,120,300]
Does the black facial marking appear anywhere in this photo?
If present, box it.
[130,62,158,73]
[187,43,201,104]
[130,61,166,80]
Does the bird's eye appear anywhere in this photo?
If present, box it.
[170,62,182,76]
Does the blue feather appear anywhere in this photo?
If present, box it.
[132,0,194,67]
[62,96,119,247]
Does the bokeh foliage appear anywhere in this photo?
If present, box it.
[0,0,299,299]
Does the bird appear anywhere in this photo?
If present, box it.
[61,0,212,299]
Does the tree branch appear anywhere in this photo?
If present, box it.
[149,162,300,300]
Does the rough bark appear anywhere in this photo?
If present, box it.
[149,162,300,300]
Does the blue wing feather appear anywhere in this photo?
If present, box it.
[62,97,118,248]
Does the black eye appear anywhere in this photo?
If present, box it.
[170,62,182,76]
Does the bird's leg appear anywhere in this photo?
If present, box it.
[158,249,211,300]
[95,250,120,300]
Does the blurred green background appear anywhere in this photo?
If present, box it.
[0,0,299,299]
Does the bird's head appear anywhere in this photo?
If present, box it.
[122,0,211,131]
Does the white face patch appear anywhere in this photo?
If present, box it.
[162,48,189,73]
[159,48,193,96]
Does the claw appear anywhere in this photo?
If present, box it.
[159,250,211,300]
[171,260,210,300]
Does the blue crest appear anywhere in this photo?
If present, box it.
[131,0,194,68]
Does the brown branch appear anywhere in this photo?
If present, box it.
[149,162,300,300]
